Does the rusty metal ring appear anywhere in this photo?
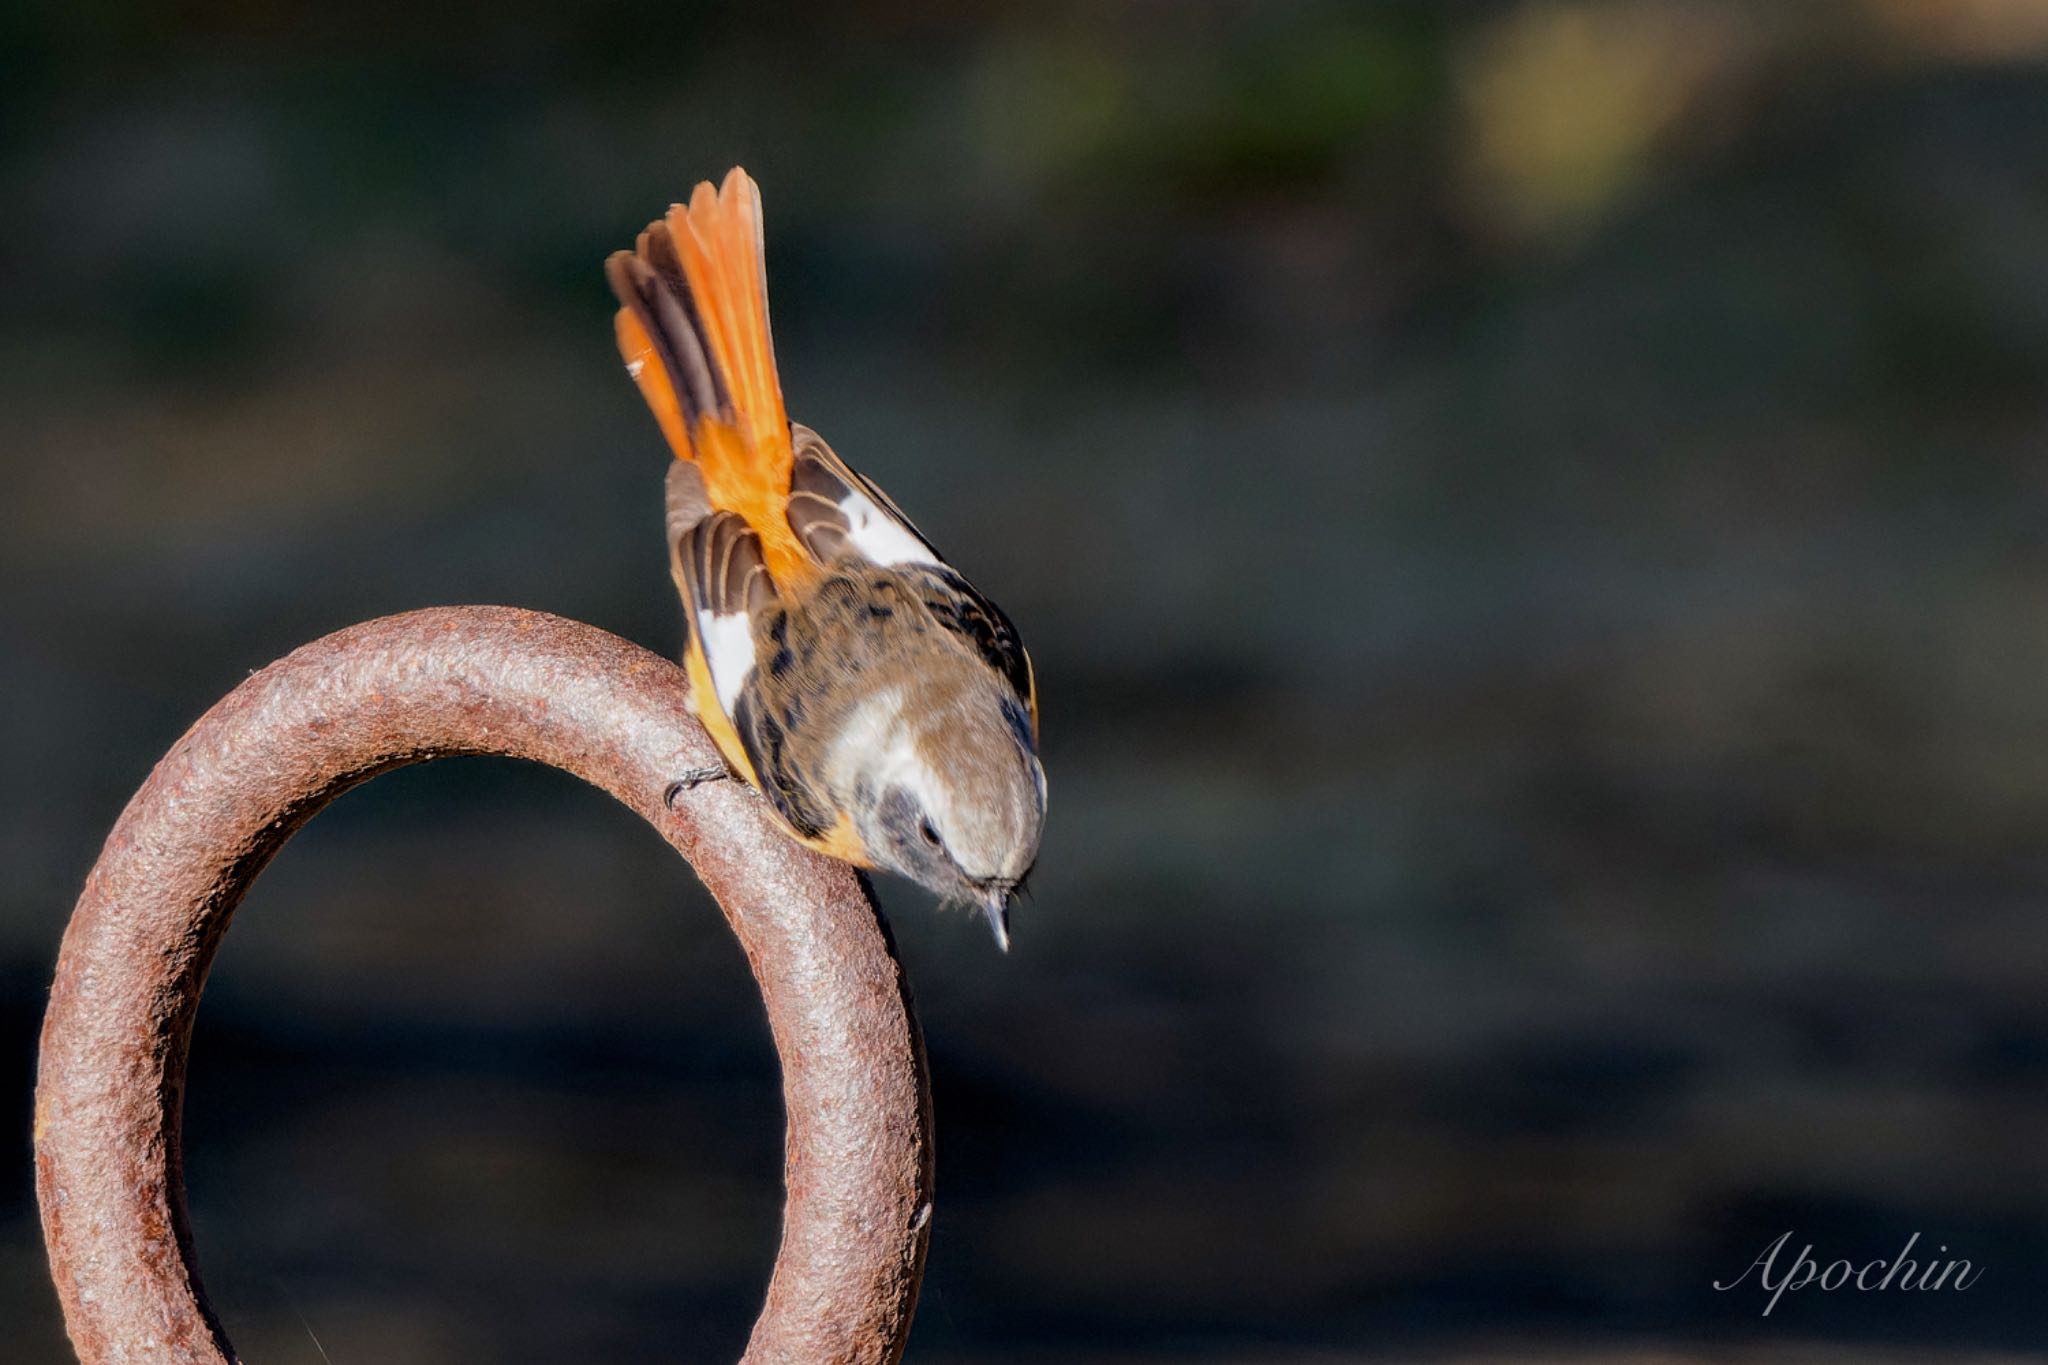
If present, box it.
[35,606,932,1364]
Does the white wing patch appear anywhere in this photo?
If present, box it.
[786,425,951,572]
[698,609,757,715]
[839,488,941,567]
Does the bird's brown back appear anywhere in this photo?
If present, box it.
[733,565,993,834]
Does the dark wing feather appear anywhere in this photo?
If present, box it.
[912,565,1039,737]
[672,510,777,718]
[666,457,712,542]
[679,511,777,618]
[732,671,834,840]
[783,424,1039,735]
[785,424,944,568]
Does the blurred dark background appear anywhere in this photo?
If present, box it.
[7,1,2048,1360]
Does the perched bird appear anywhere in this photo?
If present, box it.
[605,168,1045,948]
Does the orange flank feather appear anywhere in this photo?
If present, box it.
[610,167,813,588]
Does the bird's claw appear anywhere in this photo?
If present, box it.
[664,765,732,808]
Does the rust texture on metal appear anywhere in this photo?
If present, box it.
[35,606,933,1364]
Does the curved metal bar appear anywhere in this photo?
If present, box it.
[34,606,932,1364]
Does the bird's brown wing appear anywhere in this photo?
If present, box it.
[672,508,778,727]
[784,424,946,570]
[783,425,1037,736]
[908,565,1038,740]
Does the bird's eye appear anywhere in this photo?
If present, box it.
[918,817,941,847]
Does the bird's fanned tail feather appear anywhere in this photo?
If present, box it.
[606,167,808,584]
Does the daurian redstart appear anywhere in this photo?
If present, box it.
[605,168,1045,948]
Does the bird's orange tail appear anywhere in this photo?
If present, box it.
[607,168,807,580]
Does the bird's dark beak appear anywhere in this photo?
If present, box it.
[979,887,1012,952]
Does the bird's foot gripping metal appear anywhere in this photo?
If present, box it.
[664,764,732,807]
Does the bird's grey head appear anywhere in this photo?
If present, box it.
[835,670,1045,948]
